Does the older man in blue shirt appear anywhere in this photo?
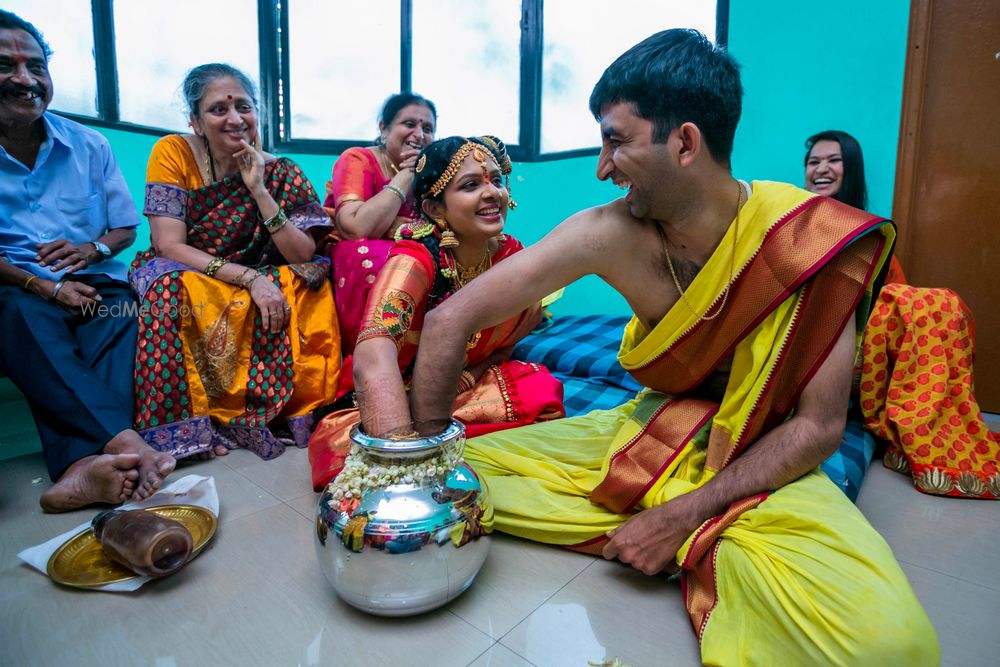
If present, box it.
[0,11,174,511]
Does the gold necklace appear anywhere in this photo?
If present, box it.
[450,248,492,288]
[660,180,744,322]
[379,146,399,176]
[201,138,217,183]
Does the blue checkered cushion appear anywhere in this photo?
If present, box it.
[824,412,877,502]
[512,314,642,395]
[513,315,876,501]
[548,374,640,417]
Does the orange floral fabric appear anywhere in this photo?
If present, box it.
[860,283,1000,498]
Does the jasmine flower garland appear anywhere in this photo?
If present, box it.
[327,443,464,515]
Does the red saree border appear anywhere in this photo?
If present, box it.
[566,534,609,556]
[901,460,1000,499]
[646,197,817,374]
[680,491,770,642]
[390,239,438,279]
[681,492,769,569]
[631,198,887,393]
[590,398,718,514]
[774,234,884,411]
[591,203,888,532]
[682,541,722,642]
[719,234,886,469]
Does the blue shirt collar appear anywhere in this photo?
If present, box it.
[42,112,73,151]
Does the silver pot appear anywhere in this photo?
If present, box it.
[314,419,491,616]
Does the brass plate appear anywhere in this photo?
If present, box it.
[46,505,218,588]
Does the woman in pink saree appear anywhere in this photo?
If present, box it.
[326,93,436,353]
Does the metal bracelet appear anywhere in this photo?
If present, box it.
[50,279,66,301]
[382,184,406,204]
[243,271,263,290]
[459,370,476,392]
[236,267,256,289]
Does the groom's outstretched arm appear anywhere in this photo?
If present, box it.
[410,206,616,434]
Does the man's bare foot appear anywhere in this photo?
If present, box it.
[194,444,230,460]
[40,453,141,513]
[103,430,176,500]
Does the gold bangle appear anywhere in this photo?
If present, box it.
[335,194,364,206]
[356,324,393,346]
[236,267,253,286]
[23,275,37,291]
[205,256,228,277]
[386,430,419,440]
[459,370,476,392]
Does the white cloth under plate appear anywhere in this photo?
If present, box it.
[18,474,219,592]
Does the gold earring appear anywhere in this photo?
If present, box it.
[436,217,460,248]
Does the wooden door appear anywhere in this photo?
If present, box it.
[893,0,1000,410]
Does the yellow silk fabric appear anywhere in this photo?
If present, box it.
[467,393,715,546]
[466,401,938,665]
[178,266,340,422]
[620,182,813,475]
[146,134,206,190]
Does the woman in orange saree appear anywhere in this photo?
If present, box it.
[132,64,340,460]
[308,136,563,490]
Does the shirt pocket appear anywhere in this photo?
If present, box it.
[56,192,107,233]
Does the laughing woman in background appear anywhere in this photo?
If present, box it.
[325,93,436,353]
[804,129,904,283]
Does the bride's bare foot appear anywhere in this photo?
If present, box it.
[103,430,176,500]
[194,444,230,460]
[40,453,141,513]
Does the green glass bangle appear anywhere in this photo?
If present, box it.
[204,256,228,277]
[262,208,288,233]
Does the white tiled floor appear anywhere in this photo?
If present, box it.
[1,445,997,667]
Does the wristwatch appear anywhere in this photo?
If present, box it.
[90,240,112,262]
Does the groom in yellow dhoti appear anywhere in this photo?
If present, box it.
[407,29,939,665]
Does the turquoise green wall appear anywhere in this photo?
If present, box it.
[99,128,160,268]
[728,0,911,220]
[503,157,629,316]
[295,152,629,316]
